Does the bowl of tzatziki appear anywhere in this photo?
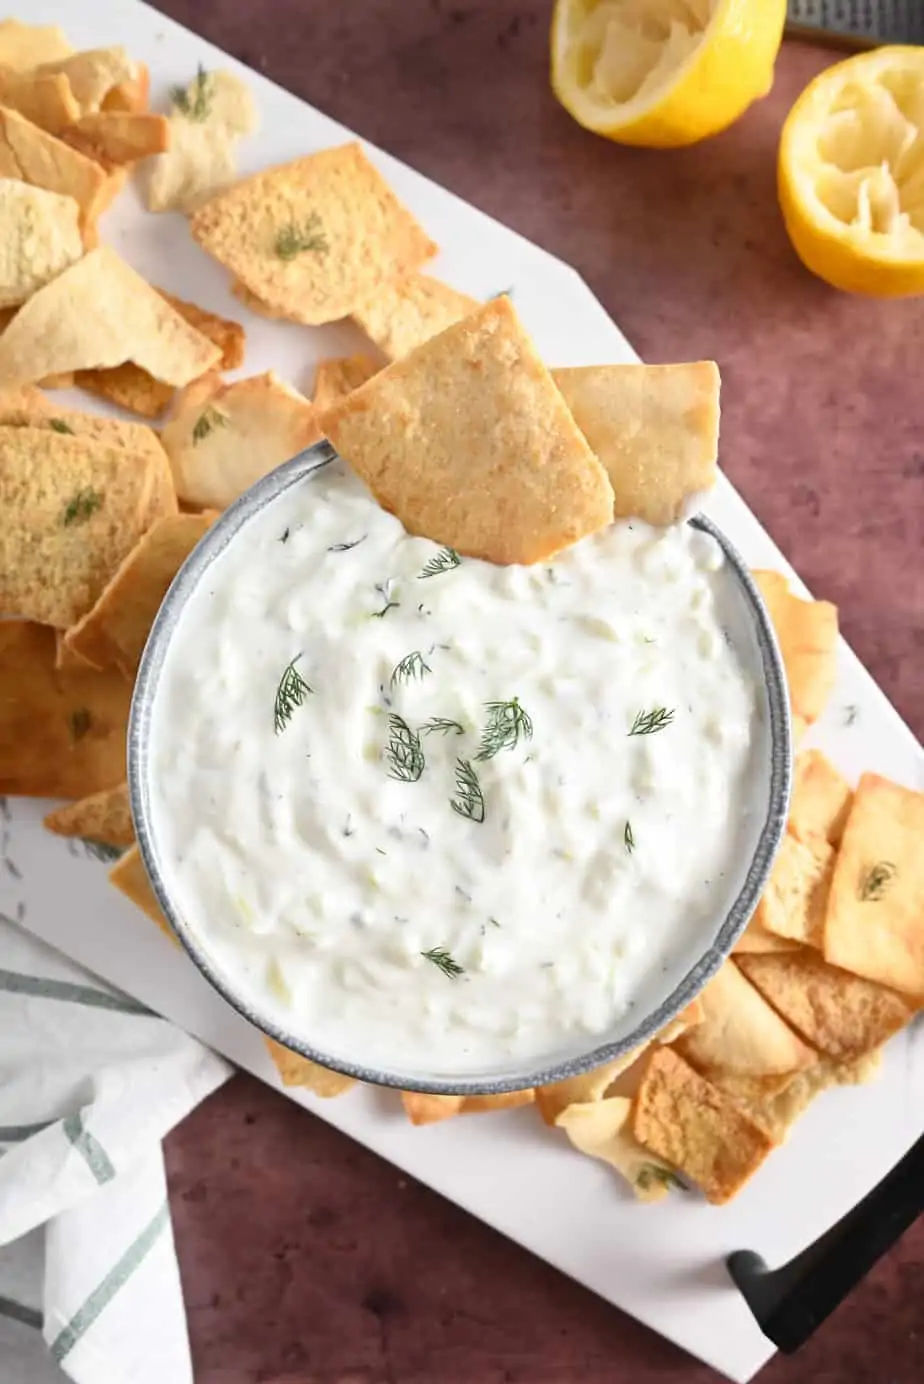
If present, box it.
[129,440,791,1095]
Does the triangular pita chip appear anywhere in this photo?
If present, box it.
[754,831,835,948]
[312,354,380,411]
[736,949,915,1060]
[674,959,817,1077]
[147,69,256,213]
[0,20,72,69]
[109,844,177,943]
[191,142,437,324]
[352,273,480,360]
[752,570,838,729]
[0,246,222,386]
[0,177,83,306]
[0,104,108,224]
[553,362,720,525]
[44,782,134,848]
[824,773,924,997]
[320,296,614,563]
[161,370,321,510]
[0,621,131,797]
[264,1037,355,1097]
[789,749,853,847]
[556,1097,679,1202]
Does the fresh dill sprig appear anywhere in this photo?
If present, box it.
[329,537,366,552]
[390,651,431,688]
[50,418,74,435]
[70,709,92,742]
[624,821,635,854]
[418,547,461,579]
[421,946,464,979]
[371,580,400,619]
[274,212,329,260]
[420,716,464,737]
[385,714,425,782]
[192,405,229,445]
[476,697,533,761]
[628,706,675,737]
[62,487,102,527]
[273,655,313,734]
[450,758,485,823]
[170,64,213,121]
[859,861,897,902]
[635,1164,683,1193]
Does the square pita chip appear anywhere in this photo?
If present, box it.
[190,142,438,325]
[752,570,838,731]
[736,949,915,1060]
[0,621,131,797]
[0,246,222,387]
[264,1037,355,1097]
[109,844,177,943]
[553,362,720,525]
[556,1096,680,1202]
[674,959,816,1078]
[754,831,835,948]
[824,773,924,997]
[631,1047,773,1204]
[319,296,614,564]
[44,782,134,848]
[789,749,853,847]
[352,273,480,360]
[312,354,380,411]
[0,425,157,628]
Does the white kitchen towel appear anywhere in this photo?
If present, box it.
[0,913,232,1383]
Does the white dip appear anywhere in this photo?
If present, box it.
[148,462,761,1079]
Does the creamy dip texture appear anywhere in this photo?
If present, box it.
[149,461,761,1078]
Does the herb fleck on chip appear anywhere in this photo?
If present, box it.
[62,487,102,527]
[858,861,898,902]
[192,405,230,445]
[274,212,329,260]
[50,418,74,435]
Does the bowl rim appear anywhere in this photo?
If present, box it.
[129,440,793,1095]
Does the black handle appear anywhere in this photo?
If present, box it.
[727,1129,924,1352]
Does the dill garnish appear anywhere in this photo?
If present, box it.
[62,487,101,527]
[628,707,675,736]
[635,1164,683,1193]
[418,547,461,579]
[192,405,229,445]
[50,418,74,435]
[476,697,533,760]
[329,537,366,552]
[624,821,635,854]
[273,655,312,734]
[421,946,464,979]
[489,916,501,928]
[450,758,485,823]
[170,64,213,121]
[385,714,425,782]
[390,651,431,688]
[420,717,464,737]
[858,861,897,902]
[371,580,399,619]
[844,705,859,727]
[70,709,91,742]
[274,212,329,260]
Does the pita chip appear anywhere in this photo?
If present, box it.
[736,948,916,1060]
[44,782,134,848]
[312,354,380,411]
[147,69,256,213]
[191,142,437,324]
[65,512,215,676]
[556,1097,680,1203]
[352,273,480,360]
[733,919,802,954]
[754,831,835,948]
[631,1047,773,1204]
[729,1050,882,1144]
[674,959,817,1077]
[62,111,169,169]
[789,749,853,848]
[0,178,83,306]
[824,773,924,997]
[161,371,321,510]
[36,48,138,120]
[0,20,72,70]
[0,246,222,387]
[401,1092,464,1125]
[553,362,720,525]
[109,844,177,943]
[55,630,94,672]
[0,67,79,133]
[0,104,108,225]
[0,621,131,797]
[320,297,614,564]
[752,570,838,730]
[535,1048,646,1126]
[462,1090,535,1114]
[265,1038,355,1096]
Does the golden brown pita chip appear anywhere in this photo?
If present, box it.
[752,570,838,730]
[0,177,83,306]
[656,996,705,1045]
[0,246,222,387]
[0,66,79,134]
[0,621,130,797]
[535,1049,647,1126]
[321,297,614,564]
[36,48,137,118]
[55,630,94,672]
[754,832,835,948]
[824,773,924,997]
[729,1050,882,1143]
[312,354,380,411]
[462,1089,535,1114]
[0,104,108,225]
[553,362,720,525]
[161,371,321,510]
[231,279,286,319]
[790,750,853,847]
[631,1047,773,1205]
[62,111,169,169]
[109,845,176,942]
[191,142,437,324]
[0,20,72,70]
[44,782,134,847]
[352,273,479,361]
[264,1037,355,1096]
[102,61,149,116]
[401,1092,463,1124]
[674,959,817,1077]
[147,69,256,213]
[556,1097,679,1202]
[0,425,156,628]
[736,948,915,1060]
[65,512,215,676]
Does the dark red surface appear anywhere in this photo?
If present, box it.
[155,3,924,1380]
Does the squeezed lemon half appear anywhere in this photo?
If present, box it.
[550,0,786,148]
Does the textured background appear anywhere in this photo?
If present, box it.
[153,3,924,1380]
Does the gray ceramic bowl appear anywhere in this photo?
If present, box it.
[129,440,792,1095]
